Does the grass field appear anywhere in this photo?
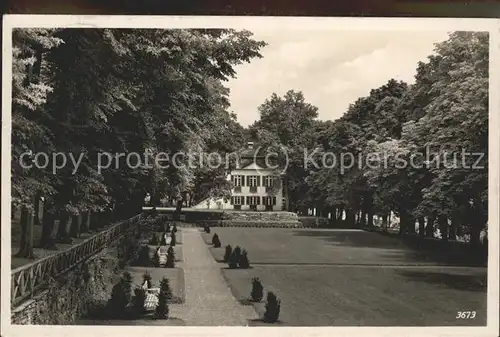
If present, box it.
[203,228,487,326]
[202,228,483,266]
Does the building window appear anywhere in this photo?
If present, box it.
[233,196,243,205]
[264,176,274,187]
[232,175,244,186]
[263,196,276,206]
[246,196,260,205]
[232,197,243,210]
[248,175,259,187]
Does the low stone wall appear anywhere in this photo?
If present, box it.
[151,209,302,227]
[11,248,119,325]
[221,211,298,222]
[11,213,153,325]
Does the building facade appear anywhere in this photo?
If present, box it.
[192,142,287,211]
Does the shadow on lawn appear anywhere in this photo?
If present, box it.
[396,269,487,292]
[291,230,406,249]
[291,230,487,267]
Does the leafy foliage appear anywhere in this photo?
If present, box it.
[250,32,488,250]
[12,28,266,252]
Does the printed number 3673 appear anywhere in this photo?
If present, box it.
[456,311,476,319]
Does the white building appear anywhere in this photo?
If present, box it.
[192,142,287,211]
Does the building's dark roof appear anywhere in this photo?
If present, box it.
[240,146,266,159]
[238,144,278,169]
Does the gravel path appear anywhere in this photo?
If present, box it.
[178,228,257,326]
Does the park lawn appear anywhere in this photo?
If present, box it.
[203,227,476,266]
[221,265,487,326]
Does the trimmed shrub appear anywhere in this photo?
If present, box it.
[170,232,177,247]
[132,288,146,316]
[108,272,132,317]
[166,249,175,268]
[263,292,281,323]
[136,245,151,266]
[204,225,211,233]
[228,246,241,269]
[212,233,221,248]
[173,224,178,233]
[239,249,250,269]
[108,282,129,316]
[150,233,159,245]
[233,246,242,260]
[251,277,264,302]
[223,245,232,262]
[142,272,152,289]
[155,277,172,319]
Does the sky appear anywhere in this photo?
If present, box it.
[226,30,450,127]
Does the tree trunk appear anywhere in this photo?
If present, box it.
[418,217,426,237]
[39,207,57,249]
[398,212,405,236]
[337,208,344,221]
[437,214,448,241]
[360,208,366,227]
[80,212,90,234]
[70,214,82,238]
[16,206,35,258]
[382,212,389,232]
[365,193,374,228]
[406,212,416,235]
[470,198,486,248]
[449,212,459,241]
[345,209,355,228]
[56,211,72,243]
[89,212,99,231]
[34,192,42,226]
[367,208,374,228]
[426,213,436,238]
[175,197,185,215]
